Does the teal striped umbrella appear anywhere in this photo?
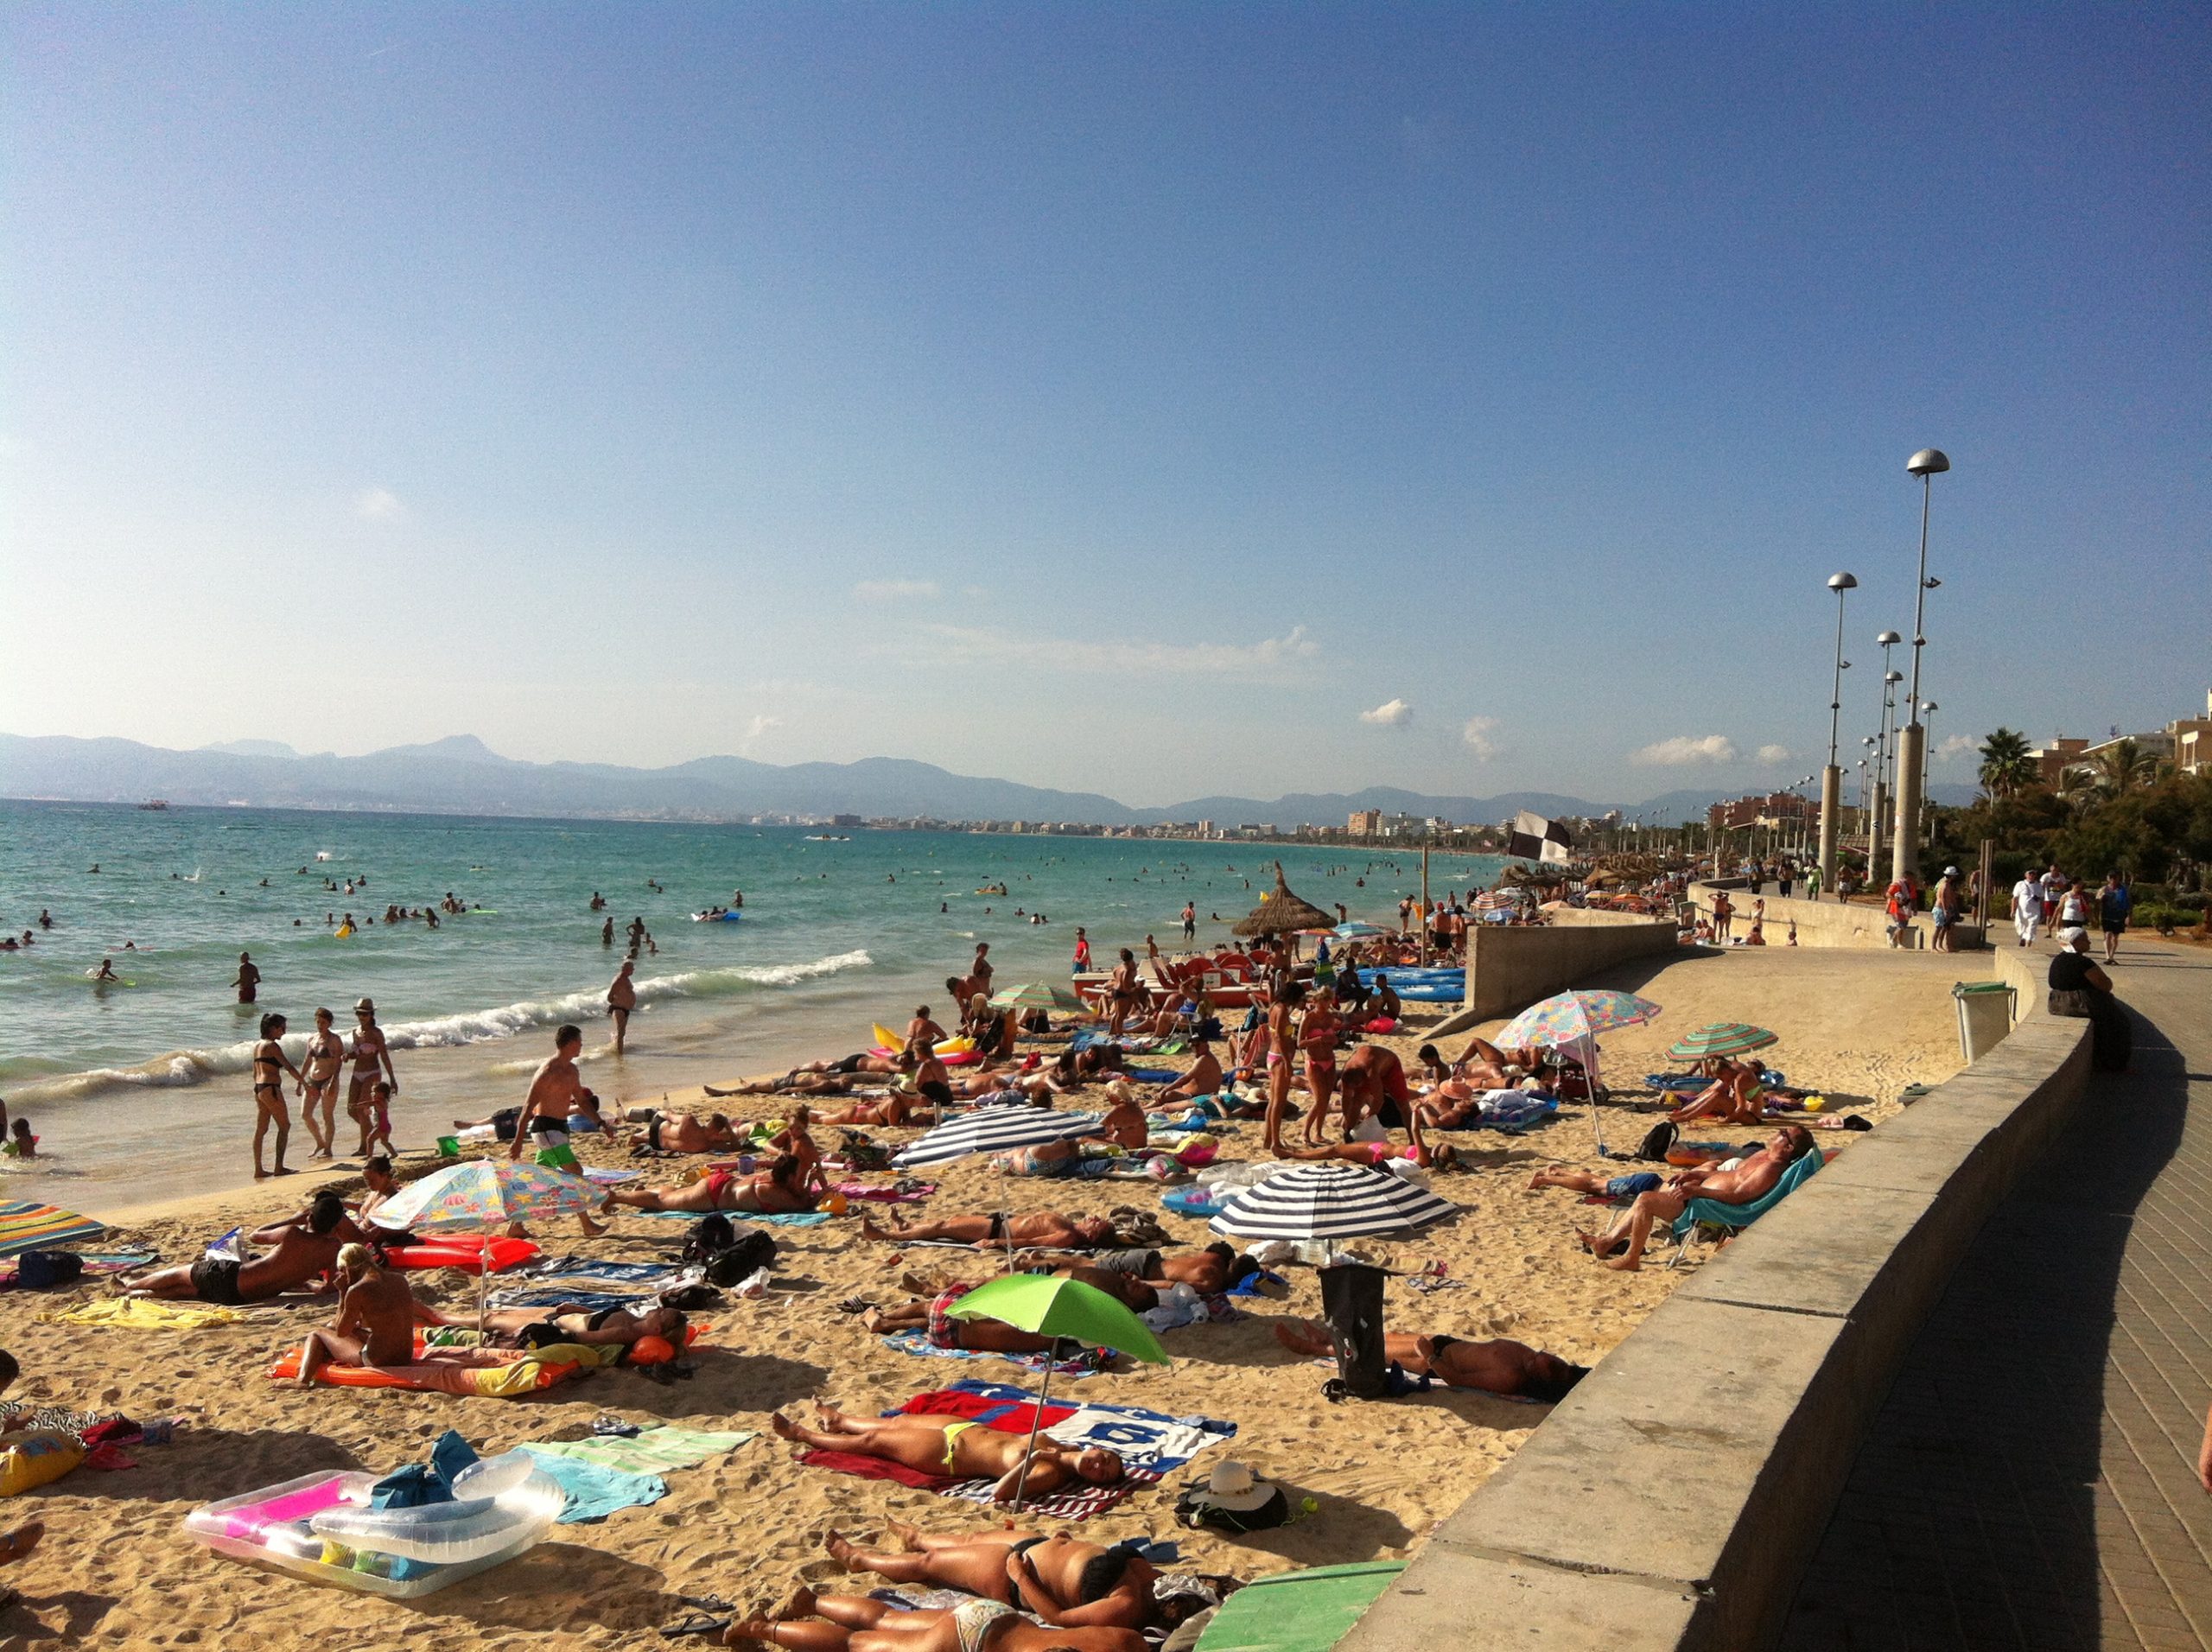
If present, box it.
[988,982,1085,1013]
[1666,1022,1778,1062]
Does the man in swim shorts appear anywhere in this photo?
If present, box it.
[1526,1166,1665,1198]
[506,1024,588,1160]
[128,1191,352,1303]
[1274,1317,1587,1401]
[607,958,639,1053]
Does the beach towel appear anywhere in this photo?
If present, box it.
[582,1167,642,1185]
[529,1256,690,1287]
[1125,1068,1179,1084]
[879,1330,1103,1378]
[620,1210,835,1227]
[0,1250,156,1291]
[799,1380,1233,1520]
[0,1200,105,1261]
[834,1181,938,1204]
[44,1298,245,1331]
[524,1425,754,1475]
[487,1287,652,1313]
[513,1448,667,1522]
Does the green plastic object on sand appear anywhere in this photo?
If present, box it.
[1194,1562,1406,1652]
[436,1135,462,1158]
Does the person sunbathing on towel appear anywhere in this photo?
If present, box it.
[295,1243,434,1384]
[715,1070,868,1098]
[605,1152,823,1215]
[1577,1126,1815,1271]
[1274,1318,1587,1401]
[719,1585,1147,1652]
[819,1524,1163,1627]
[1452,1037,1556,1088]
[861,1209,1118,1249]
[1002,1240,1258,1295]
[1279,1136,1458,1171]
[769,1406,1126,1504]
[857,1293,1059,1356]
[807,1090,938,1128]
[621,1108,745,1153]
[1666,1058,1768,1126]
[127,1191,351,1304]
[437,1299,689,1350]
[1089,1085,1148,1149]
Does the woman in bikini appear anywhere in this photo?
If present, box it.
[603,1150,823,1215]
[1262,983,1300,1153]
[298,1007,345,1160]
[1296,997,1343,1144]
[770,1405,1124,1504]
[250,1013,304,1179]
[808,1090,937,1128]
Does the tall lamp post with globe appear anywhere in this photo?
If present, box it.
[1870,633,1903,874]
[1818,572,1858,894]
[1892,448,1949,885]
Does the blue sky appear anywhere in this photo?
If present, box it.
[4,4,2205,806]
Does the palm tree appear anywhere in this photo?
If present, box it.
[1978,728,2037,798]
[2062,738,2162,804]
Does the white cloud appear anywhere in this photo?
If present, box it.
[1937,734,1977,759]
[1461,716,1501,759]
[1359,698,1413,728]
[1756,744,1791,763]
[354,486,405,523]
[1634,734,1739,766]
[907,623,1319,678]
[854,579,941,602]
[746,714,785,740]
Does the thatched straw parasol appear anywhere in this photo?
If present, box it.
[1234,862,1335,938]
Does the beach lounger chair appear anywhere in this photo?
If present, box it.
[1666,1147,1823,1268]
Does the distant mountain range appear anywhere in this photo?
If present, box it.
[0,733,1979,829]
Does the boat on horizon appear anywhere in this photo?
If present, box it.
[137,799,169,810]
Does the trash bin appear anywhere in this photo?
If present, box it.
[1318,1261,1389,1400]
[1954,980,2017,1064]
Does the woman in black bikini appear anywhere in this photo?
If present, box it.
[454,1299,688,1350]
[251,1013,305,1179]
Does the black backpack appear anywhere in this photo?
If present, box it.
[1633,1120,1679,1163]
[16,1250,83,1289]
[683,1215,777,1286]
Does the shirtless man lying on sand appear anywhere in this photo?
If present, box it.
[1577,1126,1815,1271]
[622,1107,745,1153]
[1274,1318,1588,1401]
[771,1406,1124,1504]
[819,1523,1178,1628]
[129,1191,351,1304]
[720,1587,1144,1652]
[995,1240,1257,1296]
[861,1209,1120,1249]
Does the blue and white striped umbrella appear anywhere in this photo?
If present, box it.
[892,1109,1104,1169]
[1208,1161,1457,1241]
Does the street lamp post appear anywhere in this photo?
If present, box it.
[1919,702,1938,842]
[1893,448,1949,885]
[1819,572,1858,895]
[1870,632,1902,874]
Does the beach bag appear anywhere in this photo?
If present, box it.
[684,1216,778,1287]
[1174,1480,1289,1533]
[1317,1261,1389,1401]
[1633,1121,1679,1163]
[0,1432,86,1497]
[16,1250,84,1289]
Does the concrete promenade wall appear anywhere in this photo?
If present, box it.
[1337,945,2082,1651]
[1688,877,1987,952]
[1436,911,1682,1032]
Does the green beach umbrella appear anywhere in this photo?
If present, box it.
[988,981,1085,1013]
[1665,1022,1779,1062]
[945,1274,1167,1510]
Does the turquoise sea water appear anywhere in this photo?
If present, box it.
[0,801,1498,1206]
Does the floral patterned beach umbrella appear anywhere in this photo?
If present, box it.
[1493,989,1662,1154]
[367,1158,594,1234]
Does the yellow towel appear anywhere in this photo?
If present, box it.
[43,1298,245,1331]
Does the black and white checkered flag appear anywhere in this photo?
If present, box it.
[1506,810,1575,866]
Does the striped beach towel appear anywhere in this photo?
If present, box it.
[0,1200,105,1260]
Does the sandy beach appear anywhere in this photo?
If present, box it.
[0,945,1969,1650]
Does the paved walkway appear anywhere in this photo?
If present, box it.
[1784,940,2212,1650]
